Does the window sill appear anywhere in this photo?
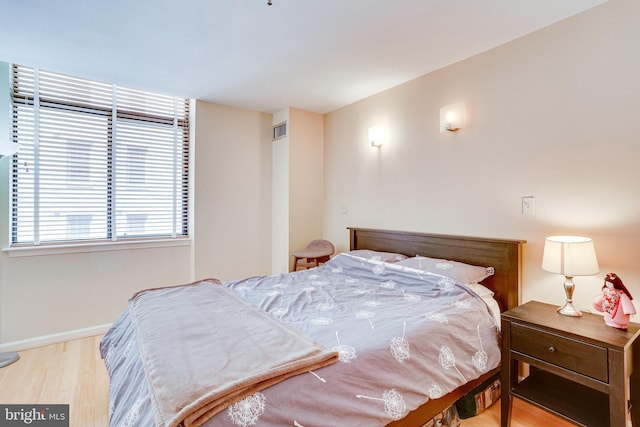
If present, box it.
[3,237,191,258]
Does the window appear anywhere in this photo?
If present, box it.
[10,65,190,246]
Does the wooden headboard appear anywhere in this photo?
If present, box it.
[349,227,525,311]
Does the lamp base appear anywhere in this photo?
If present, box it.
[557,275,582,317]
[558,302,582,317]
[0,351,19,368]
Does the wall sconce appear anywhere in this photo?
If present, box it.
[368,125,387,148]
[440,103,466,132]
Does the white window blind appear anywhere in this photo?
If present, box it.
[11,65,190,245]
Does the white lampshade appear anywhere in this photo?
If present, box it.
[542,235,599,317]
[542,236,599,276]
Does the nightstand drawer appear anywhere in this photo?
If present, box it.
[510,323,608,382]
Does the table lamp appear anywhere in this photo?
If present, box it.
[542,235,599,317]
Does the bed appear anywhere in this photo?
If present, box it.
[100,227,524,427]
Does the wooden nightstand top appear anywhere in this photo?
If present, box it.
[502,300,640,351]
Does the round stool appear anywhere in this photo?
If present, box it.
[292,239,335,271]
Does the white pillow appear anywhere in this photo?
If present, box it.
[479,292,502,330]
[467,282,495,297]
[346,249,408,263]
[395,255,494,285]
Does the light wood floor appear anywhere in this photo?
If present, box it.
[0,336,573,427]
[459,396,573,427]
[0,335,109,426]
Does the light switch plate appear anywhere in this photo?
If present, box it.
[522,196,535,215]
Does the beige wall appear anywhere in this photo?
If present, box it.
[0,95,273,347]
[272,108,290,274]
[271,108,325,274]
[193,100,272,282]
[3,0,639,346]
[0,246,192,345]
[0,63,191,346]
[323,0,640,314]
[288,108,325,266]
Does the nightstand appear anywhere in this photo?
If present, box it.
[501,301,640,427]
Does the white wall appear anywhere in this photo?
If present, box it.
[323,0,640,315]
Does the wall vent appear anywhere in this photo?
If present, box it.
[273,121,287,141]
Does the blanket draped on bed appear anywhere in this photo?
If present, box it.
[129,279,339,427]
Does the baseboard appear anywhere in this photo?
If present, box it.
[0,323,112,352]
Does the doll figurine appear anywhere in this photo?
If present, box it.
[593,273,636,329]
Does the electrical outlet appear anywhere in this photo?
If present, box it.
[522,196,535,215]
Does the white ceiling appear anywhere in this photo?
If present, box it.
[0,0,607,114]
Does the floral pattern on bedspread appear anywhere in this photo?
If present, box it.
[100,253,500,426]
